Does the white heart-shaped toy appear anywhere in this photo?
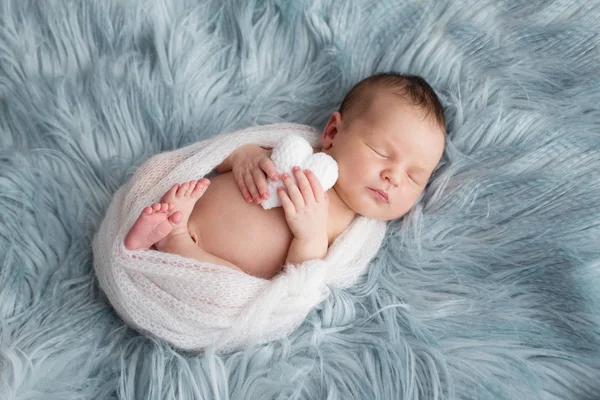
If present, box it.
[261,135,339,210]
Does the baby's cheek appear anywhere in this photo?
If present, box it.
[344,158,367,179]
[394,194,419,218]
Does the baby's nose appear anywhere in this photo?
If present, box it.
[383,170,401,186]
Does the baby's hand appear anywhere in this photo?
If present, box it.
[231,144,279,204]
[277,166,329,243]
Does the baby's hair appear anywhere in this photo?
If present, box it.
[339,72,446,132]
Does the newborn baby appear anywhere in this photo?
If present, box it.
[124,73,446,279]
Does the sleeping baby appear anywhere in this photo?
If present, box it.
[123,72,446,279]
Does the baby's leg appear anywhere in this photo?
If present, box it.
[124,202,181,250]
[154,231,239,269]
[153,180,241,270]
[124,180,207,251]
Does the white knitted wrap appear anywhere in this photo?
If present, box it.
[92,123,387,353]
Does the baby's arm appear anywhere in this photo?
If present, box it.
[216,144,279,204]
[214,148,238,173]
[279,168,330,265]
[215,144,272,173]
[285,237,328,265]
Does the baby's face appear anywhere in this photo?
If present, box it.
[321,91,445,221]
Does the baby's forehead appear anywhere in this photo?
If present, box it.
[359,107,445,154]
[361,99,437,129]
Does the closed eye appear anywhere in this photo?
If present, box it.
[368,145,387,159]
[408,174,425,186]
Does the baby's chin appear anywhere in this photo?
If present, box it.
[350,197,412,221]
[358,211,402,222]
[347,199,403,221]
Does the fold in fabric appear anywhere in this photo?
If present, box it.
[92,123,387,353]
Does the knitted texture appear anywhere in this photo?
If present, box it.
[92,123,387,352]
[262,134,338,209]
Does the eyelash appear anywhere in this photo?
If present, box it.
[367,143,423,184]
[369,145,422,184]
[369,146,387,159]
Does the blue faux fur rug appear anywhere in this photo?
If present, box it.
[1,0,599,399]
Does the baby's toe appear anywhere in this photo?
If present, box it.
[167,184,179,196]
[186,180,198,196]
[177,182,190,197]
[191,179,210,197]
[159,184,179,203]
[168,211,183,225]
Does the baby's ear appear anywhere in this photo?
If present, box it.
[321,111,342,149]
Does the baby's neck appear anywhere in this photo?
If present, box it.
[312,147,356,238]
[326,187,357,241]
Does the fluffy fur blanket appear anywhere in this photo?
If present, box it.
[1,0,599,399]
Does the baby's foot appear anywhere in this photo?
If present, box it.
[159,179,210,236]
[124,202,182,250]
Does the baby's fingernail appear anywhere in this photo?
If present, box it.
[262,193,269,199]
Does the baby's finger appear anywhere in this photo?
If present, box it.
[234,172,253,202]
[244,171,261,203]
[259,157,279,181]
[277,186,296,215]
[251,167,269,200]
[292,167,315,204]
[305,169,325,202]
[282,172,305,208]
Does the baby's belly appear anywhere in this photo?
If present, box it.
[188,172,294,279]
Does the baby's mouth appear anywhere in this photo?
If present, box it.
[368,188,389,204]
